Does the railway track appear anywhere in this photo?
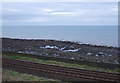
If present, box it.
[2,57,120,82]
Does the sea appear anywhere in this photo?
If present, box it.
[2,25,118,47]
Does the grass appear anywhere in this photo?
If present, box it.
[3,68,61,82]
[3,54,120,73]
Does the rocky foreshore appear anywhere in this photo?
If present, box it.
[2,38,119,64]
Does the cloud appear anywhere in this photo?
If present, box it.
[3,17,48,23]
[28,17,48,22]
[50,12,78,15]
[2,2,118,25]
[4,8,20,12]
[22,17,47,22]
[41,8,55,12]
[2,0,120,2]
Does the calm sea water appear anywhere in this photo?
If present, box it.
[3,26,118,47]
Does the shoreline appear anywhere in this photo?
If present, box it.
[2,37,119,64]
[1,37,119,49]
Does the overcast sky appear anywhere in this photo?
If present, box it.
[2,2,118,26]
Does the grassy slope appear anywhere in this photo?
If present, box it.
[3,55,120,73]
[3,68,61,82]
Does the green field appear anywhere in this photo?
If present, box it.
[3,68,61,82]
[3,54,120,73]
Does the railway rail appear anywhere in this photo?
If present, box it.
[3,51,120,70]
[2,57,120,82]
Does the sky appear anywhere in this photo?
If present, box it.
[2,0,120,2]
[1,1,118,47]
[2,2,118,26]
